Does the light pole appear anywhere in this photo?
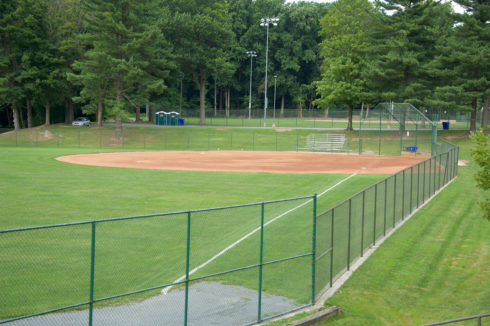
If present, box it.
[273,75,277,119]
[246,51,257,120]
[179,73,183,114]
[260,17,279,127]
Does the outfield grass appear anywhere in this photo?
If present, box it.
[0,127,467,323]
[0,144,384,319]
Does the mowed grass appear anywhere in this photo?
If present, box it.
[0,142,385,319]
[309,138,489,325]
[0,123,434,156]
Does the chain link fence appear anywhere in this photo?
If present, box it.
[314,141,459,300]
[0,140,458,325]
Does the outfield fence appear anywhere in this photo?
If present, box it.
[176,107,486,130]
[0,126,434,157]
[0,142,458,325]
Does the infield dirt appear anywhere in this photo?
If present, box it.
[57,151,426,174]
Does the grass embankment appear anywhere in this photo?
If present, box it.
[313,137,489,325]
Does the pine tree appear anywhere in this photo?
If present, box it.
[431,0,489,132]
[70,0,173,134]
[368,0,453,109]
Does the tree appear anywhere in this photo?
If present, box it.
[275,2,328,114]
[367,0,453,110]
[431,0,489,132]
[471,130,490,220]
[71,0,173,134]
[0,0,47,130]
[167,0,233,125]
[315,0,374,130]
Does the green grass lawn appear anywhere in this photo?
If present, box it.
[0,123,435,156]
[309,137,489,326]
[0,144,383,320]
[0,127,472,324]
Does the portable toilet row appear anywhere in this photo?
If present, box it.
[155,111,181,126]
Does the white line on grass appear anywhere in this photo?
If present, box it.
[162,172,358,294]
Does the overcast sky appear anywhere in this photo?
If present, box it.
[284,0,465,14]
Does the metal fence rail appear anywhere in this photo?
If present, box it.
[0,143,459,325]
[423,312,490,326]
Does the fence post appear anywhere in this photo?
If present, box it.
[312,194,317,303]
[347,199,352,270]
[384,179,387,236]
[361,191,365,257]
[78,130,81,148]
[443,152,450,186]
[423,160,426,204]
[438,154,442,190]
[415,117,419,148]
[88,222,96,326]
[359,109,362,155]
[258,203,265,323]
[253,131,255,151]
[296,134,299,152]
[230,131,233,150]
[429,158,432,197]
[417,164,420,208]
[184,211,191,326]
[410,166,413,214]
[393,175,397,227]
[330,209,334,288]
[373,184,377,245]
[456,147,459,176]
[378,110,382,155]
[402,170,405,220]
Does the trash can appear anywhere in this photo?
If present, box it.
[408,146,418,153]
[179,118,185,126]
[442,121,450,130]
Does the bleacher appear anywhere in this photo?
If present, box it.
[301,134,345,152]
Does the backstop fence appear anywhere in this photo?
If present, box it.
[0,142,458,325]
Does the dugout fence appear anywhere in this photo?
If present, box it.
[0,141,458,325]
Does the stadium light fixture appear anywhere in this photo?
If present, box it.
[260,17,279,127]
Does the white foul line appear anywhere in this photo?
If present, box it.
[162,172,358,294]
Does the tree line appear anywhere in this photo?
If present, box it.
[0,0,488,133]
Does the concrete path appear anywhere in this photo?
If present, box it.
[9,282,298,326]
